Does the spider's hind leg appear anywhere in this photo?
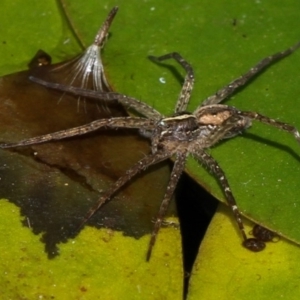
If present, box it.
[194,149,266,252]
[149,52,195,113]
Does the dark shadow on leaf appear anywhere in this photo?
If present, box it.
[243,132,300,163]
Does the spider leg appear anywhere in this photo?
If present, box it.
[200,40,300,107]
[238,110,300,143]
[78,150,170,229]
[30,77,162,121]
[149,52,194,113]
[0,117,155,148]
[193,149,251,243]
[146,152,187,261]
[93,6,118,47]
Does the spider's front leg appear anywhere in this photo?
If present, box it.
[149,52,195,113]
[0,117,155,148]
[194,149,266,252]
[200,40,300,107]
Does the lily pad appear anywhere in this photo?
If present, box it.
[188,205,300,300]
[0,199,182,299]
[63,0,300,245]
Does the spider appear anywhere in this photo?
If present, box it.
[1,41,300,260]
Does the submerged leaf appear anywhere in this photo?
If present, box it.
[0,4,176,260]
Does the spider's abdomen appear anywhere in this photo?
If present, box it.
[195,104,252,146]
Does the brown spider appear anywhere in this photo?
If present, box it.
[1,42,300,260]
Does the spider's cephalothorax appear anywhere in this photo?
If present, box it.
[154,108,251,154]
[1,42,300,259]
[156,113,199,142]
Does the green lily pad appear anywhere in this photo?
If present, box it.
[63,0,300,245]
[0,199,182,299]
[188,204,300,300]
